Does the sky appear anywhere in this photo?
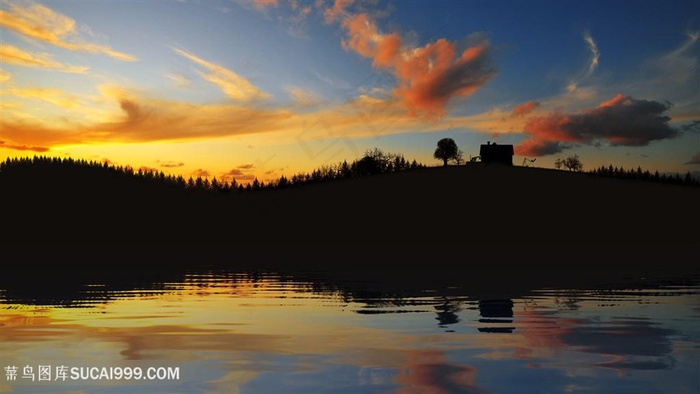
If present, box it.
[1,0,698,183]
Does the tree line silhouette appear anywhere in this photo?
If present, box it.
[588,164,699,187]
[0,156,189,191]
[0,148,426,194]
[237,148,425,191]
[2,153,697,195]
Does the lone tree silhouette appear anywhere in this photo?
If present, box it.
[555,154,584,172]
[434,138,461,166]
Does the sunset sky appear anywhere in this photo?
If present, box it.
[1,0,698,183]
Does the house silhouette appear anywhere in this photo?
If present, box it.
[479,142,514,166]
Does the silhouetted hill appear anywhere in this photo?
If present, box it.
[2,158,698,248]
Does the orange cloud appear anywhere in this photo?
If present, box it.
[251,0,278,10]
[511,101,540,117]
[1,81,502,154]
[4,88,80,108]
[514,138,570,157]
[97,97,289,142]
[0,85,292,150]
[341,14,495,117]
[0,44,88,73]
[172,48,270,102]
[221,168,256,183]
[324,0,354,23]
[0,2,136,61]
[516,94,679,156]
[159,161,185,168]
[0,121,83,147]
[191,169,211,178]
[0,140,49,152]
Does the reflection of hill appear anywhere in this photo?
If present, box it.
[2,160,699,246]
[1,248,697,308]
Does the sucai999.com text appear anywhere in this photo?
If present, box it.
[4,365,180,382]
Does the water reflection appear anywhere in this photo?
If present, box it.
[1,267,698,393]
[477,299,515,333]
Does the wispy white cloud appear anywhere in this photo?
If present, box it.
[657,30,699,87]
[166,73,192,88]
[312,69,352,90]
[666,30,699,59]
[568,30,600,93]
[622,30,700,119]
[582,30,600,78]
[286,85,321,107]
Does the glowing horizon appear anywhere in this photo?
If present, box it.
[1,0,698,182]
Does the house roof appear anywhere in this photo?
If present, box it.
[479,144,514,156]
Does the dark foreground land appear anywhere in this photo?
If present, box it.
[1,161,698,272]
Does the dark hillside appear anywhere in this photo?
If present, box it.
[266,164,698,245]
[2,159,697,248]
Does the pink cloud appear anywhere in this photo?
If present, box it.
[251,0,278,10]
[514,138,570,157]
[324,0,354,23]
[685,152,700,165]
[511,101,540,117]
[341,13,495,117]
[516,94,678,157]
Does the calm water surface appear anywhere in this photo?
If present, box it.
[1,269,698,393]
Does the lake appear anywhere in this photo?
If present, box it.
[1,265,698,393]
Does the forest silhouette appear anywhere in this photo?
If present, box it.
[1,152,696,194]
[1,151,698,248]
[0,149,425,193]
